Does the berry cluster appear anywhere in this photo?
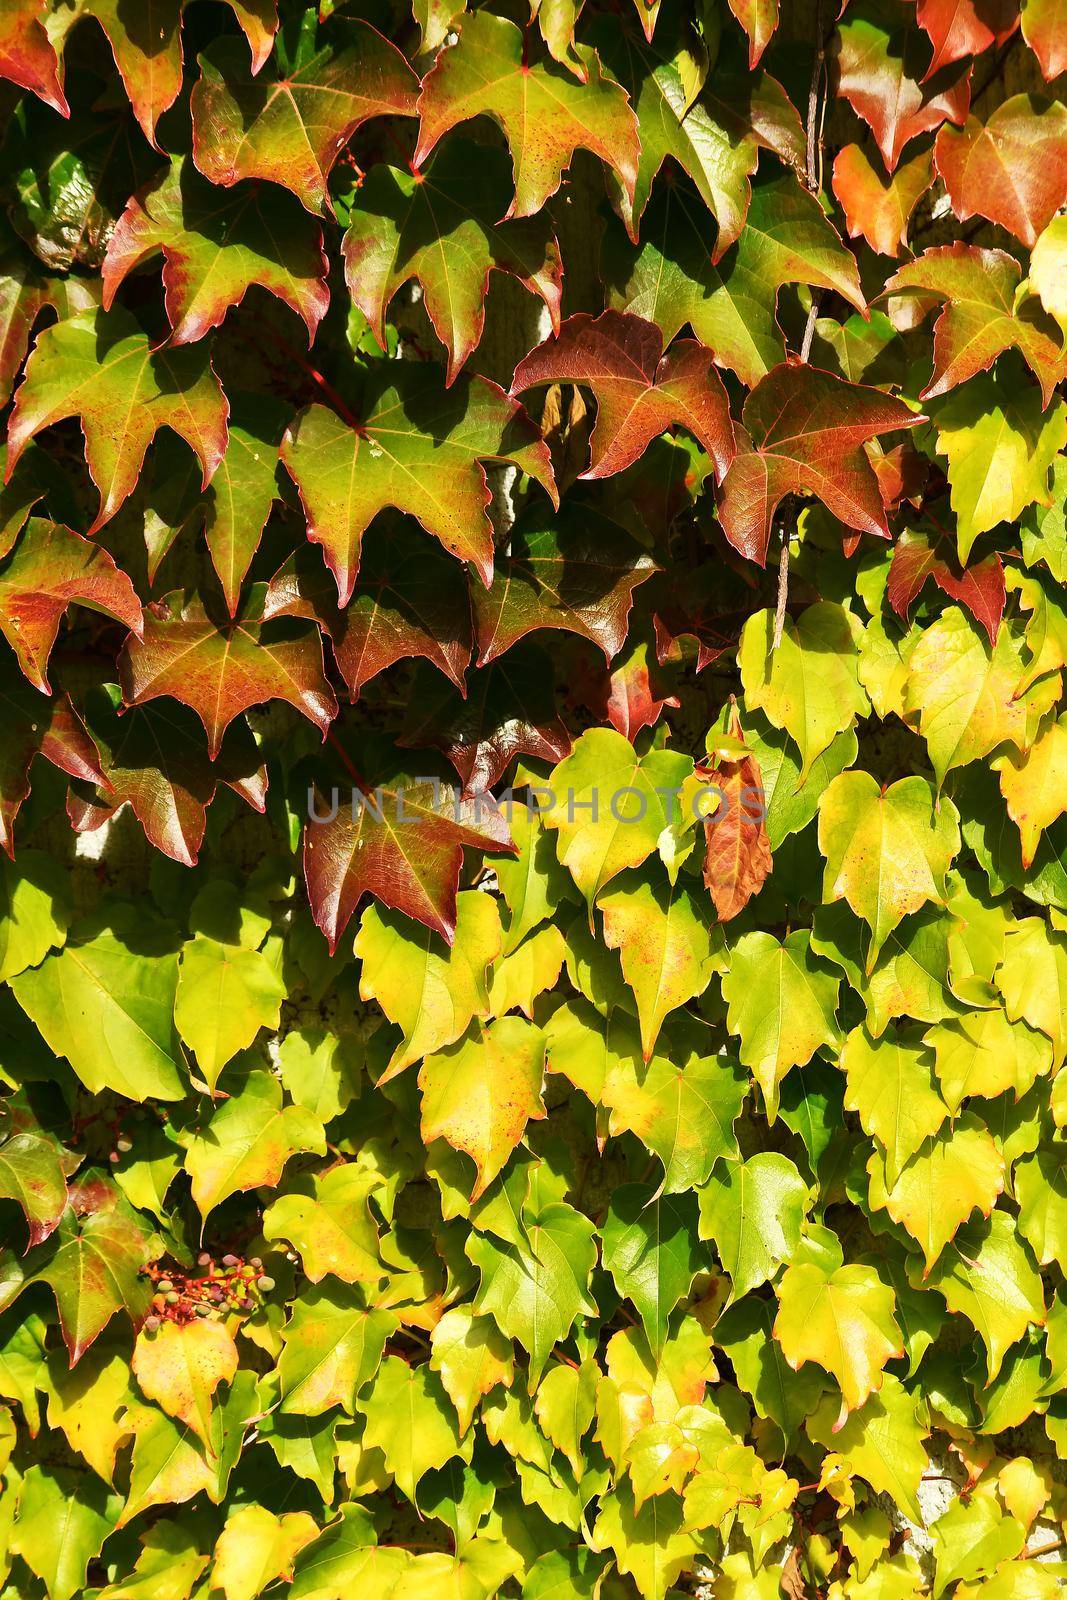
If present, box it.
[141,1251,276,1333]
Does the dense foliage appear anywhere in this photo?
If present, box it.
[0,0,1065,1595]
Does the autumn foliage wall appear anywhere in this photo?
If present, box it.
[0,0,1066,1596]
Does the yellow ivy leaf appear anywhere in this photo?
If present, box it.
[131,1318,238,1447]
[211,1506,319,1600]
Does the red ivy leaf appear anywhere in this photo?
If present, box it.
[887,529,1005,643]
[303,736,515,948]
[0,518,144,692]
[264,529,473,700]
[915,0,1018,79]
[1021,0,1067,78]
[67,690,267,867]
[934,93,1067,248]
[511,312,735,481]
[718,364,924,564]
[0,0,68,115]
[0,654,106,857]
[119,590,337,759]
[701,714,772,922]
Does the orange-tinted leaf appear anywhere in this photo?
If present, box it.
[934,94,1067,247]
[701,718,772,922]
[0,519,143,692]
[119,590,336,759]
[718,364,923,564]
[915,0,1018,78]
[0,0,68,114]
[0,652,105,856]
[884,243,1066,405]
[832,143,934,257]
[1021,0,1067,78]
[511,312,735,481]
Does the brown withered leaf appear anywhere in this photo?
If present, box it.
[701,708,772,921]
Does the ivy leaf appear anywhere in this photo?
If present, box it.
[701,725,773,922]
[281,369,555,601]
[930,375,1067,562]
[926,1008,1051,1113]
[181,1067,326,1219]
[598,870,719,1059]
[0,2,68,115]
[265,528,473,700]
[867,1114,1005,1274]
[358,1354,471,1505]
[806,1375,928,1523]
[841,1025,949,1185]
[6,307,229,533]
[603,1046,748,1197]
[0,518,142,692]
[903,606,1050,787]
[342,140,562,385]
[119,589,337,760]
[697,1152,808,1302]
[191,29,419,215]
[429,1305,515,1434]
[714,1295,827,1445]
[400,645,571,793]
[721,929,841,1117]
[473,503,655,667]
[303,741,514,948]
[718,364,922,564]
[104,157,328,346]
[888,530,1005,645]
[131,1318,239,1447]
[594,22,767,251]
[24,1177,155,1362]
[817,773,960,969]
[263,1164,383,1285]
[541,728,694,904]
[739,602,869,781]
[885,244,1066,407]
[210,1507,319,1600]
[915,0,1017,75]
[915,1210,1045,1381]
[1022,0,1067,78]
[10,903,185,1101]
[934,94,1067,248]
[993,715,1067,868]
[10,1463,120,1600]
[832,143,934,258]
[0,657,106,855]
[355,891,499,1082]
[774,1239,902,1419]
[66,693,266,869]
[611,173,866,389]
[511,311,734,481]
[174,935,285,1091]
[414,12,640,221]
[0,1120,70,1247]
[997,917,1067,1067]
[419,1016,547,1202]
[466,1202,597,1388]
[601,1184,702,1357]
[277,1283,393,1416]
[835,0,971,173]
